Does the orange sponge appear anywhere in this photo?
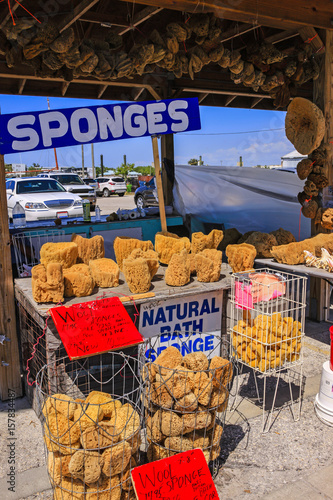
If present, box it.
[32,263,64,303]
[113,237,154,271]
[191,229,223,254]
[155,231,191,264]
[71,234,105,265]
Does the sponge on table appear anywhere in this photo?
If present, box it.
[63,264,95,297]
[88,258,120,288]
[155,231,191,264]
[195,249,222,282]
[191,229,223,254]
[129,248,159,278]
[123,257,152,293]
[71,234,105,265]
[113,237,154,271]
[40,242,78,269]
[165,249,190,286]
[32,263,64,303]
[225,243,256,273]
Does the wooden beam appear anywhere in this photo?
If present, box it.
[116,6,163,35]
[225,95,237,106]
[58,0,99,33]
[182,87,272,100]
[0,154,22,401]
[134,87,145,100]
[18,78,26,95]
[172,89,184,99]
[80,12,129,27]
[115,0,333,31]
[97,84,108,98]
[220,23,260,43]
[61,81,70,96]
[251,97,264,108]
[265,29,299,45]
[198,93,209,104]
[0,2,20,29]
[146,85,162,100]
[152,136,167,232]
[299,27,325,54]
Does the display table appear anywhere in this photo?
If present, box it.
[255,258,332,322]
[15,263,233,410]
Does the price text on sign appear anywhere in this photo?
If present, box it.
[0,98,201,155]
[131,449,219,500]
[50,297,144,360]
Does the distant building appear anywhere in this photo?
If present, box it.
[11,163,26,172]
[281,150,307,171]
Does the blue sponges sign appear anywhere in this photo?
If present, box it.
[0,98,201,155]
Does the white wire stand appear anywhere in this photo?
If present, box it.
[229,268,307,433]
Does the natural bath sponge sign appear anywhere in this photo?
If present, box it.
[50,296,143,360]
[285,97,325,155]
[131,449,219,500]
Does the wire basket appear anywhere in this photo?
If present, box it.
[230,268,307,374]
[12,229,66,278]
[140,331,235,474]
[36,352,142,500]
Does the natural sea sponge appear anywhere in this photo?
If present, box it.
[147,443,175,461]
[63,264,95,297]
[296,158,314,180]
[191,229,223,254]
[161,411,184,436]
[165,249,190,286]
[174,392,198,413]
[164,436,195,452]
[54,477,85,500]
[152,346,183,376]
[81,422,120,449]
[44,434,81,455]
[195,249,222,282]
[209,387,228,410]
[69,450,103,484]
[219,228,242,250]
[73,404,104,432]
[285,98,325,155]
[129,248,159,278]
[244,232,278,258]
[108,406,140,441]
[71,234,105,265]
[48,452,72,485]
[151,382,174,408]
[88,258,120,288]
[32,263,64,303]
[85,475,121,500]
[113,237,154,271]
[102,441,131,476]
[146,410,165,443]
[183,409,212,431]
[123,257,151,293]
[47,394,77,419]
[164,366,194,399]
[183,352,208,371]
[44,413,80,445]
[209,356,233,388]
[271,233,333,265]
[193,372,213,406]
[40,242,78,269]
[226,243,256,273]
[155,231,191,264]
[85,392,122,418]
[270,228,296,246]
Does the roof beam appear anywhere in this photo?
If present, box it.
[265,29,299,45]
[61,82,70,96]
[18,79,26,95]
[114,0,333,31]
[250,97,264,108]
[58,0,99,33]
[146,85,162,100]
[182,87,272,100]
[299,27,325,54]
[225,95,237,106]
[116,6,163,35]
[97,84,108,98]
[198,93,209,104]
[80,12,129,27]
[134,87,145,100]
[220,23,260,43]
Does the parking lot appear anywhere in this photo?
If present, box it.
[93,192,136,215]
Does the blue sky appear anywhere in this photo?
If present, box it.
[0,95,293,169]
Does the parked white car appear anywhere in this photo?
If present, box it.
[37,172,96,209]
[96,176,127,197]
[6,177,84,221]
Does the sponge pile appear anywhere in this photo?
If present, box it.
[43,390,140,499]
[142,346,232,464]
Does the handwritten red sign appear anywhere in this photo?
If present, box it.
[131,449,219,500]
[50,297,144,360]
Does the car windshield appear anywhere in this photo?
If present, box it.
[112,177,125,183]
[17,179,66,194]
[51,174,85,185]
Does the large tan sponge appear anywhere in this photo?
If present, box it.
[71,234,104,265]
[271,232,333,265]
[32,263,64,303]
[155,231,191,264]
[226,243,256,273]
[88,258,120,288]
[123,257,151,293]
[195,249,222,282]
[40,242,78,269]
[63,264,95,297]
[129,248,159,278]
[165,249,190,286]
[191,229,223,254]
[113,236,153,271]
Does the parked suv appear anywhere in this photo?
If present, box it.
[37,173,96,209]
[96,176,126,197]
[134,177,158,208]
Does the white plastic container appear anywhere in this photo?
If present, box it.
[314,361,333,426]
[12,202,26,228]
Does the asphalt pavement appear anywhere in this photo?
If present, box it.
[93,191,136,215]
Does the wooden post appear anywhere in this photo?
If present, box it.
[160,134,175,206]
[151,136,167,232]
[0,154,22,400]
[309,30,333,321]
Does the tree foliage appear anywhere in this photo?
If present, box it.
[188,158,199,165]
[114,162,136,181]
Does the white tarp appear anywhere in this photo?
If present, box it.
[173,165,311,240]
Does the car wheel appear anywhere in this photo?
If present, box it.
[103,188,110,197]
[118,193,125,197]
[136,194,146,209]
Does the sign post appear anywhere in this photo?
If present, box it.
[152,135,167,232]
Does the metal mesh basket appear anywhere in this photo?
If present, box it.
[36,352,142,500]
[12,229,66,278]
[230,268,307,374]
[140,331,236,474]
